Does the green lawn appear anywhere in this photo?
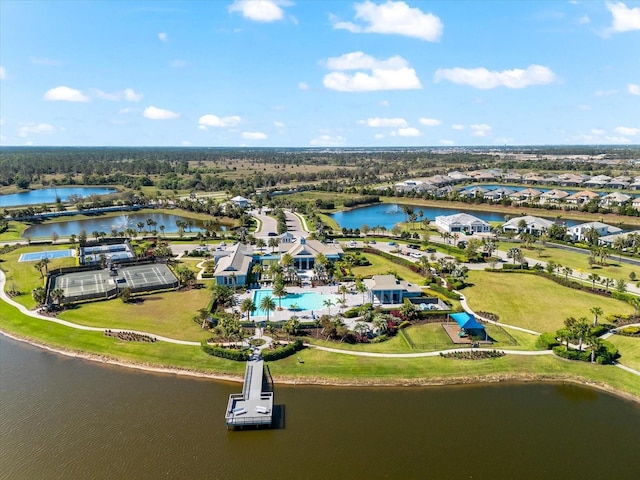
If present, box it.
[0,220,29,241]
[607,335,640,372]
[464,271,634,333]
[58,288,213,341]
[351,252,425,285]
[1,295,639,399]
[497,241,640,283]
[1,244,77,308]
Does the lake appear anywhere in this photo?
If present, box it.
[331,203,585,231]
[23,213,208,238]
[0,187,117,208]
[1,334,639,480]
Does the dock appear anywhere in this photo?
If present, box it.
[225,358,274,428]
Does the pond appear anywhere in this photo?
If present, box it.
[22,213,211,238]
[331,203,585,231]
[1,334,639,480]
[0,187,117,207]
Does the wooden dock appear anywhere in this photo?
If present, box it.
[225,359,274,428]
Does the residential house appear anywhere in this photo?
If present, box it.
[539,189,570,204]
[230,195,252,209]
[568,222,623,242]
[508,188,542,202]
[502,215,555,236]
[502,172,522,183]
[558,173,587,187]
[483,187,515,201]
[565,190,601,205]
[459,186,489,198]
[522,173,547,184]
[279,237,343,270]
[363,274,423,305]
[434,213,491,233]
[600,192,632,208]
[607,177,631,189]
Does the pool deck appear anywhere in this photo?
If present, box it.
[233,285,364,323]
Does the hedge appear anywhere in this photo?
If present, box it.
[536,332,560,350]
[263,340,304,361]
[201,341,250,361]
[362,247,422,273]
[425,284,460,300]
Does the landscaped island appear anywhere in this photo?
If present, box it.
[1,147,639,402]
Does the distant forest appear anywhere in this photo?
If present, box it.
[1,146,638,193]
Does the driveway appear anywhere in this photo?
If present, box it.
[250,209,278,238]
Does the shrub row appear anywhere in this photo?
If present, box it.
[201,341,250,361]
[425,284,461,300]
[536,332,561,350]
[263,340,304,361]
[362,247,422,273]
[440,350,505,360]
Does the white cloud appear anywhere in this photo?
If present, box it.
[361,117,407,128]
[452,124,465,130]
[143,106,179,120]
[309,134,346,146]
[379,100,390,107]
[615,126,640,136]
[158,32,168,42]
[392,127,420,137]
[323,52,421,92]
[170,59,188,68]
[242,131,268,140]
[440,139,455,146]
[43,86,90,102]
[92,88,143,102]
[606,2,640,32]
[119,107,135,115]
[325,51,408,71]
[434,65,556,89]
[419,117,441,126]
[628,84,640,95]
[577,14,590,24]
[18,123,55,137]
[374,133,385,140]
[332,0,443,42]
[198,114,241,128]
[470,124,492,137]
[274,121,286,128]
[591,128,605,135]
[0,66,5,79]
[298,81,309,90]
[228,0,290,22]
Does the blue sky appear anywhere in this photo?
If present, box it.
[1,0,639,147]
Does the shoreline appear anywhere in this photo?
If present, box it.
[3,327,638,405]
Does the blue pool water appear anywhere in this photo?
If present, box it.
[252,289,338,317]
[19,249,74,262]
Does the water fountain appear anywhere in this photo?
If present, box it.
[111,214,132,231]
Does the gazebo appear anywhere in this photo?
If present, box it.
[450,312,486,340]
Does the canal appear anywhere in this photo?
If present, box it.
[0,335,638,480]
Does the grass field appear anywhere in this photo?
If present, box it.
[497,241,640,282]
[464,271,634,333]
[1,245,77,308]
[351,252,424,284]
[1,291,639,399]
[0,221,29,241]
[58,288,212,341]
[607,335,640,371]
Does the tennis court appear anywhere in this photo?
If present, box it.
[19,249,75,262]
[52,263,178,303]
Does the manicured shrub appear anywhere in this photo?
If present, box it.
[536,332,560,350]
[201,341,250,361]
[595,340,620,364]
[552,346,590,362]
[343,308,360,318]
[262,340,304,361]
[370,334,388,343]
[397,320,411,329]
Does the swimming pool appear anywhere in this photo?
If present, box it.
[252,289,338,317]
[19,249,75,262]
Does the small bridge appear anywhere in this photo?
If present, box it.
[225,357,274,429]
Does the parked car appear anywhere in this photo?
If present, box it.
[388,241,396,246]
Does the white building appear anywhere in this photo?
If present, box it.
[502,216,554,236]
[434,213,491,234]
[568,222,623,242]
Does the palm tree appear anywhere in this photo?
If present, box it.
[32,286,46,305]
[34,260,44,279]
[338,284,348,302]
[159,225,165,238]
[601,277,613,292]
[240,298,256,323]
[268,237,279,253]
[590,306,603,326]
[356,279,368,304]
[137,221,144,233]
[255,237,266,252]
[588,273,601,290]
[323,298,335,316]
[562,266,573,280]
[272,278,287,310]
[259,295,276,322]
[49,288,65,307]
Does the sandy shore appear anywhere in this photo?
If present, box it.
[2,328,638,404]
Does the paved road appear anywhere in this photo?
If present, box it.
[250,209,278,237]
[284,210,307,237]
